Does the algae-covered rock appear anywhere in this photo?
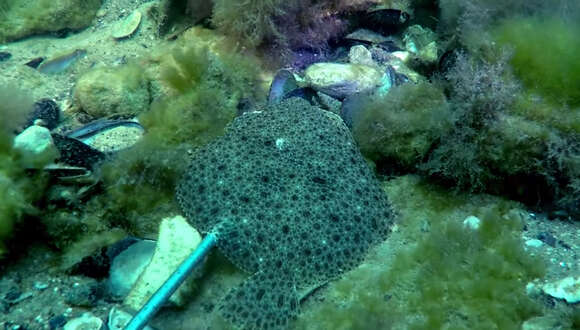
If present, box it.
[0,0,102,42]
[352,81,453,167]
[302,63,385,99]
[74,64,149,119]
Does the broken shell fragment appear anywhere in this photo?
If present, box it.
[112,10,142,39]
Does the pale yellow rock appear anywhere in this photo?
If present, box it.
[124,215,202,310]
[303,62,384,99]
[74,65,149,118]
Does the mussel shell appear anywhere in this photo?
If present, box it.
[66,119,143,140]
[43,163,92,179]
[65,119,145,153]
[268,69,299,104]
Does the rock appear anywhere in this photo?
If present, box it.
[537,232,556,247]
[13,125,58,168]
[34,282,49,291]
[124,215,202,310]
[522,315,565,330]
[73,65,149,119]
[112,10,142,39]
[0,0,102,42]
[316,92,342,115]
[302,63,385,99]
[542,276,580,303]
[65,280,103,307]
[348,45,375,67]
[107,239,156,301]
[463,215,481,230]
[63,312,104,330]
[525,239,543,248]
[403,25,438,64]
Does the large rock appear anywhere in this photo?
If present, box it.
[0,0,102,42]
[74,65,149,119]
[302,62,385,99]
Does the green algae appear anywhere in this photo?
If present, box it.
[0,0,102,42]
[294,175,546,330]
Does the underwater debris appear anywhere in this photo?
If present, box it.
[124,215,202,309]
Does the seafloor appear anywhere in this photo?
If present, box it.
[1,0,580,329]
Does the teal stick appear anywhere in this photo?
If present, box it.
[123,232,218,330]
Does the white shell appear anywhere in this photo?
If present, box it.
[112,11,142,39]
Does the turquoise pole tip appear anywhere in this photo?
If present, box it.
[123,232,218,330]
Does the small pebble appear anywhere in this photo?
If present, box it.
[63,312,104,330]
[34,282,49,290]
[463,215,481,230]
[348,45,375,66]
[525,239,543,248]
[65,280,103,307]
[108,307,154,330]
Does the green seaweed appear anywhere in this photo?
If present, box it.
[352,81,453,168]
[86,44,262,237]
[0,86,46,257]
[294,176,546,329]
[493,17,580,108]
[211,0,289,47]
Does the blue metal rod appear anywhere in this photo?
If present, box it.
[123,232,218,330]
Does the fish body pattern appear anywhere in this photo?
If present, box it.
[177,97,394,329]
